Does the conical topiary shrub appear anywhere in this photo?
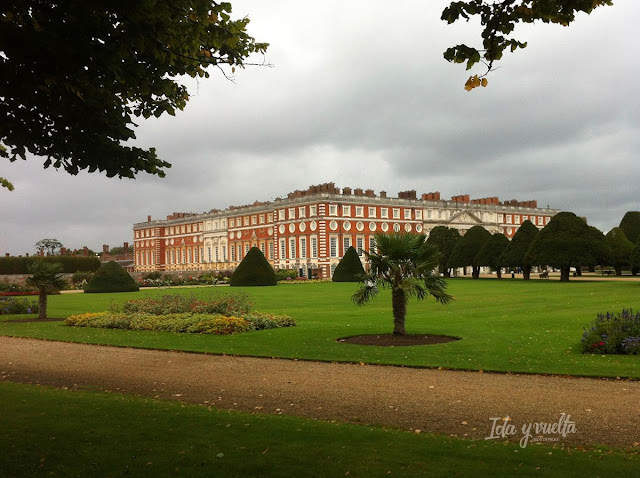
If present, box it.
[230,247,277,286]
[84,261,140,293]
[332,246,365,282]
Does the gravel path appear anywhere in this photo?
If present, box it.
[1,336,639,449]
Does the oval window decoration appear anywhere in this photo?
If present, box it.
[170,238,175,245]
[165,239,169,246]
[289,223,296,233]
[507,227,513,235]
[356,221,364,232]
[310,221,317,231]
[329,220,338,231]
[369,222,376,232]
[404,223,412,232]
[278,225,285,234]
[416,224,423,233]
[299,222,306,233]
[267,227,273,236]
[343,221,351,231]
[393,223,401,232]
[381,223,389,232]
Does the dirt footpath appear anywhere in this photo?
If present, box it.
[1,336,639,449]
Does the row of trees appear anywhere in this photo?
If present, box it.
[426,211,640,282]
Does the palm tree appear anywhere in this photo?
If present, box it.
[352,232,453,336]
[25,261,66,319]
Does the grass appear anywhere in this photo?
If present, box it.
[1,381,638,478]
[1,279,638,378]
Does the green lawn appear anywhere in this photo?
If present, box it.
[1,279,639,378]
[1,381,637,478]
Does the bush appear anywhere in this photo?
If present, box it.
[71,271,93,289]
[230,247,277,286]
[84,261,139,293]
[0,297,39,315]
[581,309,640,354]
[0,256,100,274]
[143,271,163,280]
[110,292,252,317]
[275,269,297,282]
[332,246,365,282]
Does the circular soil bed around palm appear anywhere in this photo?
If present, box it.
[337,334,461,346]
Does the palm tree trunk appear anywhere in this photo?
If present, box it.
[523,265,531,280]
[38,289,47,319]
[391,288,407,336]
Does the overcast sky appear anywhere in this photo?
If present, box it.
[2,1,639,255]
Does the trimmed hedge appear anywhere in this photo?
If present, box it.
[0,256,100,274]
[84,261,139,293]
[332,246,365,282]
[230,247,277,286]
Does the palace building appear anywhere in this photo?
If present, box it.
[133,183,560,278]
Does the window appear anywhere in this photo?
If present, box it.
[393,208,400,219]
[415,209,422,220]
[260,242,266,255]
[245,243,250,256]
[506,215,512,224]
[342,205,351,216]
[300,237,307,258]
[343,237,351,254]
[188,249,192,263]
[381,208,389,219]
[259,214,265,224]
[538,216,544,225]
[243,217,249,226]
[404,209,412,220]
[231,245,236,262]
[278,209,286,221]
[309,205,317,216]
[251,216,257,225]
[356,237,364,256]
[135,231,139,239]
[171,250,175,264]
[194,248,198,263]
[268,242,274,260]
[207,246,212,262]
[515,215,521,225]
[311,237,318,258]
[329,205,338,216]
[368,207,376,218]
[369,237,376,253]
[545,216,550,225]
[229,219,235,228]
[237,245,242,260]
[267,213,273,223]
[222,245,227,261]
[166,251,170,264]
[214,246,218,262]
[355,206,364,217]
[298,206,306,218]
[181,226,185,234]
[330,236,338,257]
[187,224,191,233]
[289,238,296,259]
[280,239,287,259]
[497,214,503,223]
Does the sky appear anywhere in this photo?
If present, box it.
[2,1,639,255]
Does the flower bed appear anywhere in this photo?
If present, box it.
[1,297,39,315]
[0,291,38,296]
[66,293,296,335]
[582,309,640,355]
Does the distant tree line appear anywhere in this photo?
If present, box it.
[426,211,640,282]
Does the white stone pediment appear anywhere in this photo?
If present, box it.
[447,210,483,225]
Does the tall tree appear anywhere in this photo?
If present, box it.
[619,212,640,244]
[448,226,492,279]
[35,238,64,256]
[426,226,461,277]
[352,233,453,336]
[1,1,267,179]
[498,220,539,280]
[25,261,67,319]
[473,232,510,279]
[441,0,613,90]
[605,227,634,276]
[526,212,611,281]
